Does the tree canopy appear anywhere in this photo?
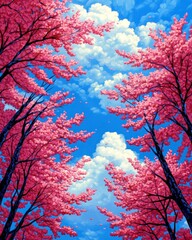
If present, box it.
[0,0,112,239]
[101,15,192,238]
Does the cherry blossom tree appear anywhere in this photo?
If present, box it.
[0,90,96,239]
[102,15,192,233]
[0,0,113,238]
[98,151,192,239]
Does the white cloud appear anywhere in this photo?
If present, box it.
[61,4,166,112]
[88,72,127,111]
[70,132,136,206]
[89,72,126,96]
[70,3,118,24]
[65,132,137,234]
[70,3,140,71]
[58,69,127,113]
[137,22,165,47]
[80,65,110,86]
[57,4,142,107]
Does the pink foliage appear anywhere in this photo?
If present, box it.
[0,0,113,238]
[0,0,113,101]
[101,15,192,238]
[99,151,192,239]
[102,15,192,155]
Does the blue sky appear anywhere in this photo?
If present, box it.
[54,1,192,239]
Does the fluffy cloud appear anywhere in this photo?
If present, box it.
[65,132,137,238]
[80,65,111,86]
[88,72,127,110]
[70,3,118,25]
[58,68,128,112]
[70,132,136,206]
[59,4,166,113]
[88,73,126,97]
[137,22,165,47]
[70,3,140,71]
[57,4,141,109]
